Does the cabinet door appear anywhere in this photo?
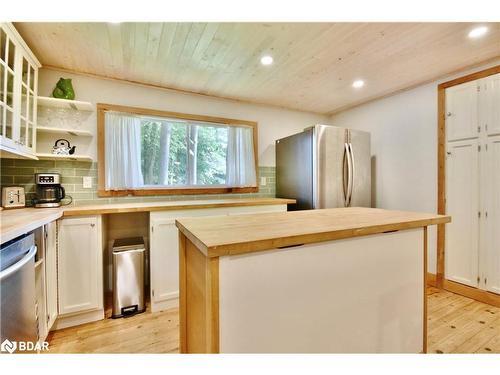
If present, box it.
[35,262,47,342]
[44,221,58,329]
[445,139,479,287]
[149,208,227,312]
[18,56,37,152]
[482,73,500,136]
[0,26,17,150]
[150,218,179,311]
[485,136,500,294]
[446,81,479,142]
[149,206,289,312]
[58,216,103,315]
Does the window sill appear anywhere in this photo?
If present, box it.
[97,186,259,197]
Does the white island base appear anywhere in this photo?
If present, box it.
[218,228,425,353]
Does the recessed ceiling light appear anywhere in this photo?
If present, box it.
[260,55,273,66]
[352,80,365,88]
[468,26,488,39]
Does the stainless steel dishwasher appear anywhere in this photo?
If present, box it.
[112,237,145,318]
[0,233,37,349]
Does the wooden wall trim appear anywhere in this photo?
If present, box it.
[436,85,446,289]
[436,64,500,290]
[428,272,499,307]
[443,280,500,308]
[97,102,259,127]
[423,226,428,354]
[437,65,500,90]
[426,272,437,287]
[96,103,259,197]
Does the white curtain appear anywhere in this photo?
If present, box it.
[104,112,144,190]
[226,126,257,187]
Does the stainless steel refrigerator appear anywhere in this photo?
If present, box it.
[276,124,371,210]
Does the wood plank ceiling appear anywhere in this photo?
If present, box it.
[14,22,500,114]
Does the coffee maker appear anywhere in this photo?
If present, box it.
[34,173,65,208]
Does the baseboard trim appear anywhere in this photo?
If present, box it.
[426,272,437,287]
[52,309,105,331]
[151,297,179,313]
[427,273,500,307]
[443,280,500,308]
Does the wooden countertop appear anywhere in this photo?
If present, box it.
[175,207,451,258]
[0,198,294,244]
[0,207,63,244]
[61,198,294,216]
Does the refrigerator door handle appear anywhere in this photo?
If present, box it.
[343,143,353,207]
[348,143,355,206]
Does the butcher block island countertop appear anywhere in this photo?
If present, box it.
[0,197,294,244]
[175,207,450,354]
[175,207,451,257]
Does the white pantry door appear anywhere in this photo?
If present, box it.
[445,139,480,287]
[485,135,500,294]
[482,73,500,136]
[446,81,479,142]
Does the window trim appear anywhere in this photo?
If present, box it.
[97,103,259,197]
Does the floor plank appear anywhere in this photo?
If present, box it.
[45,287,499,353]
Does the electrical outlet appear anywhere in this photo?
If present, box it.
[260,177,267,186]
[82,176,92,189]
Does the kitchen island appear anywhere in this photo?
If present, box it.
[175,207,450,353]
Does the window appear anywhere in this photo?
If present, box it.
[97,104,258,196]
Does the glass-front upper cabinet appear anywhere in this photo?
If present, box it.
[0,26,16,149]
[0,22,40,157]
[20,56,37,150]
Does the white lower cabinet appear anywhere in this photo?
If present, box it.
[149,204,287,312]
[57,216,104,321]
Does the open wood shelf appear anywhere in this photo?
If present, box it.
[37,126,93,137]
[37,96,93,111]
[35,153,93,162]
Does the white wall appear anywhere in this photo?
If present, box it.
[37,68,328,166]
[330,59,500,273]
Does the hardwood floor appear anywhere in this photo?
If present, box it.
[46,300,179,354]
[45,288,500,354]
[427,287,500,353]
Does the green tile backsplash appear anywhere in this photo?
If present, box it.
[0,159,276,206]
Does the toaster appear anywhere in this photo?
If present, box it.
[2,186,26,209]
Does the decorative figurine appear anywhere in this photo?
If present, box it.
[52,78,76,100]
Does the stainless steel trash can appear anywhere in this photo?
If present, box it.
[112,237,145,318]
